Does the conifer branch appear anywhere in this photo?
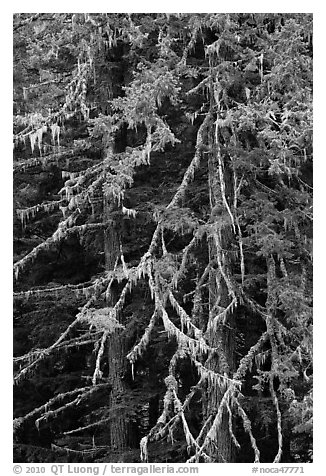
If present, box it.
[214,120,236,234]
[147,267,214,357]
[92,331,109,385]
[179,19,201,65]
[145,113,211,261]
[167,290,203,338]
[212,232,237,300]
[14,220,105,280]
[13,265,134,300]
[173,389,200,454]
[234,331,269,381]
[234,398,260,462]
[62,416,112,435]
[35,384,109,429]
[233,171,245,284]
[16,200,64,227]
[14,316,82,384]
[13,149,99,173]
[190,354,242,389]
[14,276,112,383]
[14,280,98,299]
[186,77,210,96]
[140,372,211,463]
[14,334,100,365]
[187,385,235,462]
[206,297,237,331]
[270,379,283,463]
[226,400,241,449]
[14,272,122,384]
[171,230,204,288]
[13,383,110,435]
[50,444,104,456]
[265,256,283,463]
[194,414,213,448]
[167,112,211,209]
[190,263,210,324]
[13,13,43,31]
[126,311,157,367]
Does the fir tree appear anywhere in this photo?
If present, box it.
[13,13,312,463]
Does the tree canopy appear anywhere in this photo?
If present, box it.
[13,13,312,464]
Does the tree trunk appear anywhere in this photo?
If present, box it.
[205,122,236,463]
[107,325,129,452]
[103,145,130,457]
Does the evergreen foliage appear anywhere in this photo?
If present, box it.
[13,13,313,463]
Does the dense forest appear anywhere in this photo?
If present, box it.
[13,13,313,464]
